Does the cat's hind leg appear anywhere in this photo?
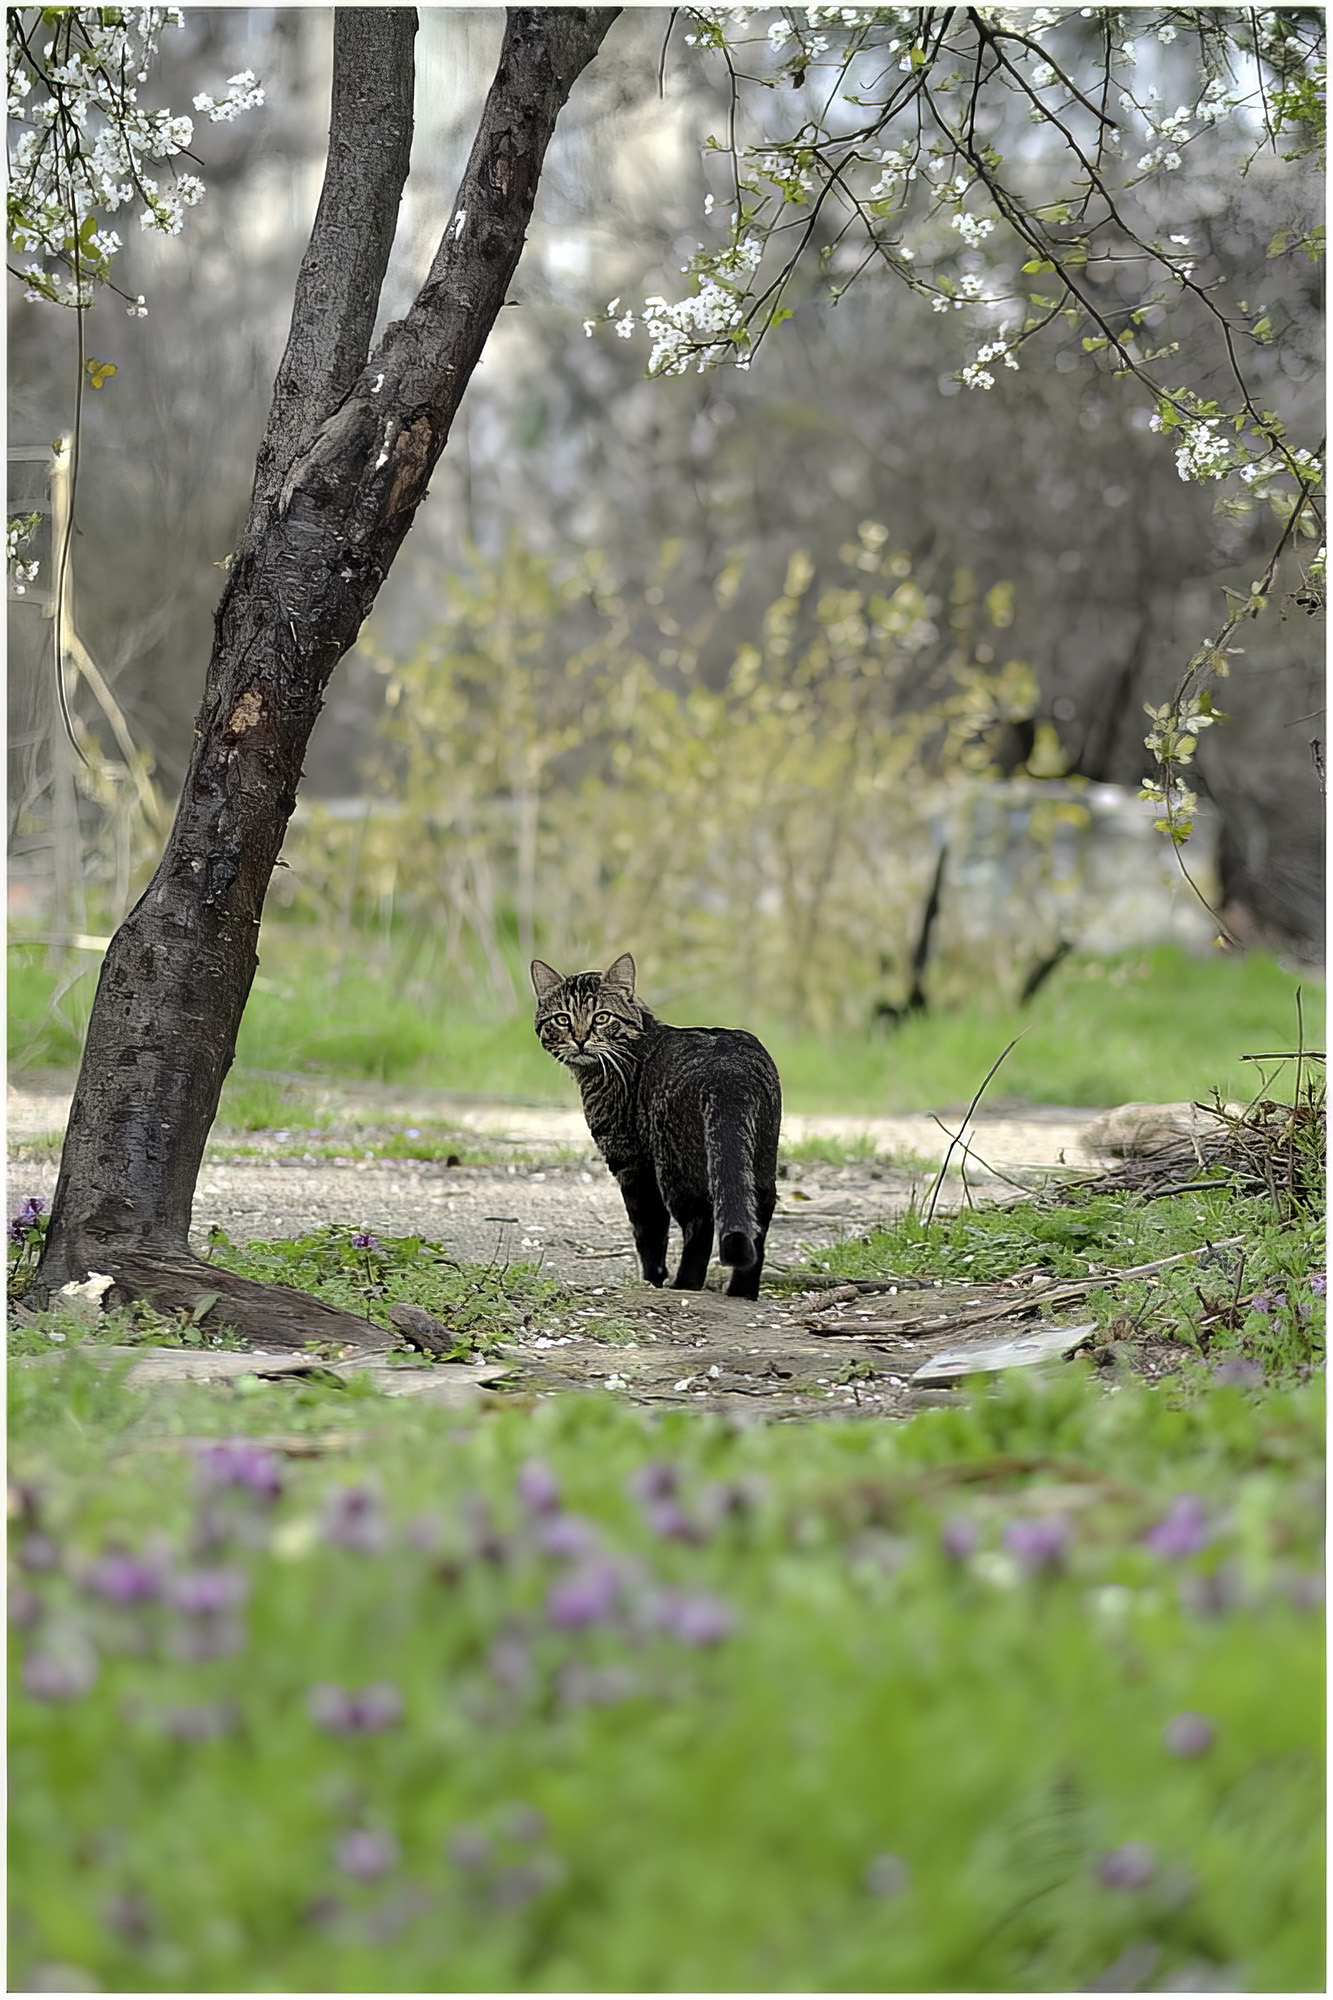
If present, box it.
[617,1167,671,1287]
[671,1202,714,1290]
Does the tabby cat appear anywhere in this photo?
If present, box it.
[530,953,781,1300]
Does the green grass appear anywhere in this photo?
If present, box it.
[9,932,1319,1113]
[800,1180,1325,1376]
[9,1352,1323,1993]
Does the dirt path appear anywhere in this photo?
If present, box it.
[8,1078,1109,1420]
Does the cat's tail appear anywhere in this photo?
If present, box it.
[703,1094,760,1271]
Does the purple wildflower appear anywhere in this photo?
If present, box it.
[404,1513,446,1551]
[1309,1272,1326,1297]
[556,1659,638,1707]
[502,1803,547,1844]
[1086,1944,1162,1992]
[536,1512,599,1559]
[1178,1565,1242,1618]
[1001,1516,1069,1574]
[332,1828,399,1881]
[100,1892,152,1943]
[864,1852,911,1898]
[351,1231,381,1251]
[8,1479,44,1527]
[168,1566,248,1615]
[446,1827,492,1871]
[488,1862,557,1910]
[627,1460,679,1504]
[700,1477,762,1523]
[515,1460,561,1514]
[546,1556,621,1629]
[651,1588,736,1647]
[488,1634,533,1691]
[939,1514,979,1561]
[644,1496,707,1544]
[320,1483,389,1554]
[1163,1711,1215,1759]
[1096,1841,1157,1891]
[1281,1568,1325,1612]
[308,1681,403,1734]
[1143,1494,1211,1560]
[84,1552,163,1604]
[1211,1356,1264,1389]
[22,1645,98,1701]
[9,1583,42,1630]
[155,1702,237,1740]
[461,1494,507,1564]
[17,1532,60,1573]
[9,1195,46,1239]
[302,1893,343,1929]
[195,1439,284,1503]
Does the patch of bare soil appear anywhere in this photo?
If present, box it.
[7,1079,1113,1420]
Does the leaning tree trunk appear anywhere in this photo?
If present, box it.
[33,6,618,1343]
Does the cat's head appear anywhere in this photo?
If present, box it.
[529,953,650,1071]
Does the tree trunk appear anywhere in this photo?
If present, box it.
[33,6,619,1344]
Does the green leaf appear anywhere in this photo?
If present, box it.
[1021,258,1055,274]
[191,1290,221,1325]
[1081,336,1108,352]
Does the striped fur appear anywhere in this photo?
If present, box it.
[531,954,781,1299]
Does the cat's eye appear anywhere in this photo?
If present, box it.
[551,1011,571,1026]
[593,1010,612,1024]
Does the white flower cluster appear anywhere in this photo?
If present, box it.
[7,517,40,595]
[641,234,763,375]
[1136,105,1191,173]
[1240,443,1325,494]
[588,235,763,376]
[866,143,916,200]
[961,332,1020,390]
[1194,75,1242,126]
[951,210,994,248]
[981,6,1070,36]
[8,10,263,312]
[1149,412,1234,482]
[192,70,263,123]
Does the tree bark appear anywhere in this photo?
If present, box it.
[33,6,619,1344]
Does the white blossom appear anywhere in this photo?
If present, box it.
[9,13,263,313]
[192,70,263,123]
[951,211,995,248]
[1150,412,1234,482]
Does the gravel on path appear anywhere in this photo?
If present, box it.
[7,1078,1109,1421]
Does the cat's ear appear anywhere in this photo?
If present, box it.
[530,960,562,1000]
[604,952,636,994]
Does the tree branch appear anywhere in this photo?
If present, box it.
[246,7,418,534]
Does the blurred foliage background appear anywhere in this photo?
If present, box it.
[6,10,1324,1100]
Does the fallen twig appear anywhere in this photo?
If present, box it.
[807,1237,1245,1336]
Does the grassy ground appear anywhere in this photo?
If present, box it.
[8,927,1323,1990]
[8,931,1318,1113]
[9,1354,1324,1994]
[9,1137,1324,1991]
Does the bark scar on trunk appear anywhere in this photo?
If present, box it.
[383,414,434,521]
[225,685,264,736]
